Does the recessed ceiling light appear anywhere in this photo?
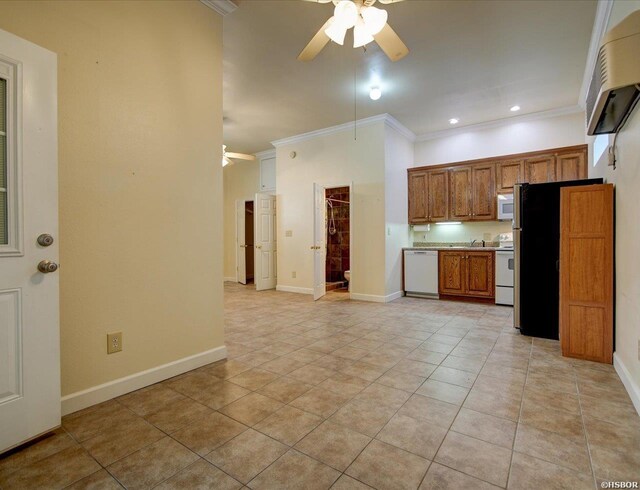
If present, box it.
[369,86,382,101]
[449,118,459,125]
[510,105,521,112]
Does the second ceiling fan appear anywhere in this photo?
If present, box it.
[299,0,408,62]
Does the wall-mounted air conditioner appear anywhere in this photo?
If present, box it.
[586,10,640,135]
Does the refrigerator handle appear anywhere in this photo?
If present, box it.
[513,183,522,230]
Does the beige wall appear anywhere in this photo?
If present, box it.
[275,122,387,298]
[0,1,224,397]
[384,126,413,296]
[590,1,640,408]
[223,162,260,280]
[414,111,587,166]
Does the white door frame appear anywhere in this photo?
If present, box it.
[313,182,353,300]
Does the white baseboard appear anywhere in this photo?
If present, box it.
[350,291,402,303]
[613,352,640,416]
[223,277,236,282]
[276,285,313,295]
[385,291,404,302]
[61,345,227,416]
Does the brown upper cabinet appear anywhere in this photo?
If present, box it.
[408,145,587,224]
[449,167,472,221]
[496,160,524,193]
[525,154,556,183]
[471,164,496,220]
[427,169,449,222]
[556,152,587,181]
[408,171,428,223]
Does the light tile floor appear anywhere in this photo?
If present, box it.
[1,282,639,489]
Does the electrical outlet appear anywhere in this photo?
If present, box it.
[292,271,296,279]
[285,230,293,237]
[107,332,123,354]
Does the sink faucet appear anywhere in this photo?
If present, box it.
[470,239,477,247]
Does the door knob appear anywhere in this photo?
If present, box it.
[37,234,54,247]
[38,260,59,273]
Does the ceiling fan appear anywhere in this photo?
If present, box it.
[299,0,408,62]
[222,145,256,167]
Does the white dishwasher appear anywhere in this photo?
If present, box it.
[404,250,439,298]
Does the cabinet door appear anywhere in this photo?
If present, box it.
[525,155,556,183]
[496,160,523,193]
[466,251,495,298]
[427,169,449,222]
[471,164,496,220]
[449,167,472,221]
[556,151,587,181]
[408,171,428,223]
[438,251,467,295]
[560,184,613,363]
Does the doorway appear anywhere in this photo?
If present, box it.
[236,199,254,285]
[244,201,254,283]
[325,187,350,293]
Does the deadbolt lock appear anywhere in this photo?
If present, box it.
[38,260,59,274]
[37,234,54,247]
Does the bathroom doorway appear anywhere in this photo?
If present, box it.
[325,187,350,293]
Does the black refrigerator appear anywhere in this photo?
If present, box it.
[513,178,603,339]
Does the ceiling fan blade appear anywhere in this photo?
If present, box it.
[225,152,256,161]
[300,0,333,2]
[374,22,409,62]
[377,0,405,4]
[298,18,332,61]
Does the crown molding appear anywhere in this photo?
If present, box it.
[200,0,237,16]
[579,0,614,108]
[383,114,416,142]
[414,105,584,142]
[254,148,276,159]
[271,113,415,147]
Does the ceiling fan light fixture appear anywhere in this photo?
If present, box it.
[360,6,388,36]
[325,16,348,45]
[333,0,358,29]
[353,17,374,48]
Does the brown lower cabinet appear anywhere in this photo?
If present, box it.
[439,250,494,300]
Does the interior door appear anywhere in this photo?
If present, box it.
[0,29,59,453]
[313,183,326,300]
[254,193,276,291]
[236,200,246,284]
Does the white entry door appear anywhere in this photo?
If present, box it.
[0,29,59,453]
[255,193,276,291]
[313,183,326,300]
[236,200,247,285]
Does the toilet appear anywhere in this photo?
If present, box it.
[344,270,350,291]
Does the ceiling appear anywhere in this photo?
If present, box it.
[222,0,597,154]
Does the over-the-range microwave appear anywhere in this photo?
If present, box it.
[497,193,514,221]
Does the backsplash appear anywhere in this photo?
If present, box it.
[411,221,512,244]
